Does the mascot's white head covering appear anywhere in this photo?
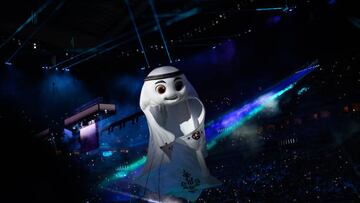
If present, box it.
[137,66,220,201]
[140,66,198,107]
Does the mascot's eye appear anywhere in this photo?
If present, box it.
[175,81,184,91]
[155,85,166,94]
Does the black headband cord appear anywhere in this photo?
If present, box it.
[144,70,183,81]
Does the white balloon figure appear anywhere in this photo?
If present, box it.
[136,66,220,201]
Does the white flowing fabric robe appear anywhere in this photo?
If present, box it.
[135,66,220,201]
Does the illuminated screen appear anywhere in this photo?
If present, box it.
[80,123,99,152]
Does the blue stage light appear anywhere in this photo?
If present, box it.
[5,61,13,66]
[102,151,113,157]
[297,87,310,95]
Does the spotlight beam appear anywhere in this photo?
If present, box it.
[255,6,296,12]
[0,0,53,49]
[49,2,149,70]
[66,29,153,69]
[125,0,150,68]
[49,18,157,70]
[164,8,200,26]
[49,27,140,70]
[57,9,197,70]
[255,7,283,11]
[149,0,173,64]
[6,1,65,63]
